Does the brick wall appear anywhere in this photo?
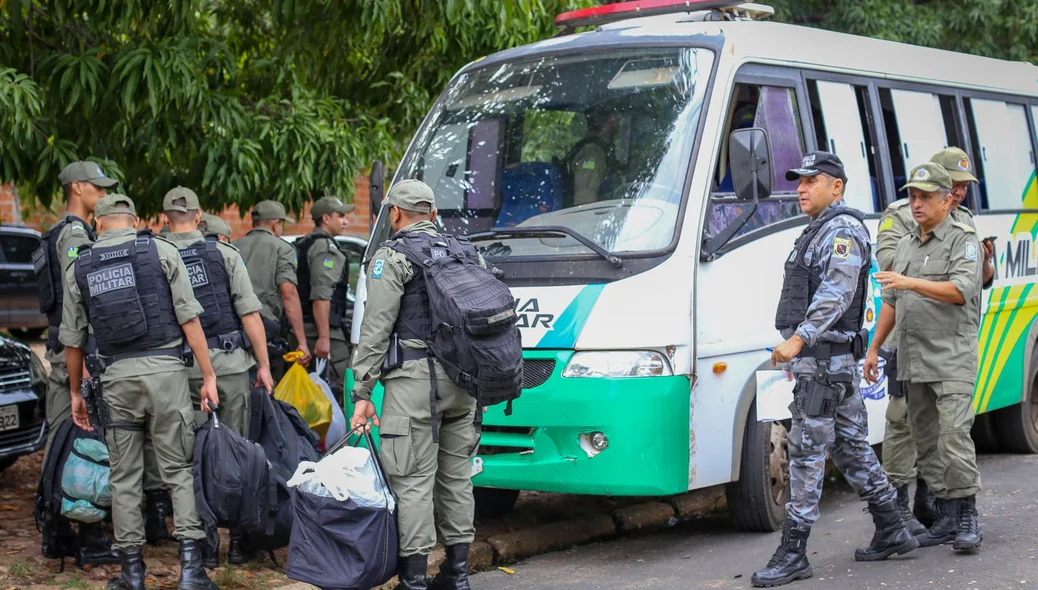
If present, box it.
[0,176,373,240]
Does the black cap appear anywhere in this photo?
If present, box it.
[785,151,847,183]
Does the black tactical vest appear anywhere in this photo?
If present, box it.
[33,216,95,349]
[295,234,350,328]
[73,231,182,357]
[775,206,870,334]
[177,236,242,341]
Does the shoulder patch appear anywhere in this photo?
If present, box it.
[878,217,895,232]
[371,259,384,279]
[950,221,976,234]
[833,237,852,258]
[67,246,79,258]
[322,258,335,269]
[965,241,978,262]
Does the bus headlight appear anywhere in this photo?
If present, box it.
[562,351,672,378]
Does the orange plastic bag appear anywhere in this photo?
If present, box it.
[274,351,332,439]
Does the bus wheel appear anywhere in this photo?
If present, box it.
[970,411,1000,453]
[726,402,787,532]
[474,487,520,519]
[994,376,1038,454]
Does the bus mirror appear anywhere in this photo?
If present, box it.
[369,160,384,228]
[729,127,773,201]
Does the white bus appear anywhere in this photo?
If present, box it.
[352,0,1038,530]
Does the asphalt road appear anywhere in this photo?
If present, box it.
[473,453,1038,590]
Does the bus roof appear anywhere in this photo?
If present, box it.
[467,16,1038,98]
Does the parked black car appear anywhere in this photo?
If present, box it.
[0,225,47,338]
[0,332,48,471]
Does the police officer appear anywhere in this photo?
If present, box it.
[199,213,232,243]
[162,187,275,564]
[875,147,990,534]
[753,152,916,588]
[235,200,311,381]
[350,180,479,590]
[865,162,984,553]
[296,196,353,404]
[60,194,219,590]
[35,161,119,566]
[570,110,619,206]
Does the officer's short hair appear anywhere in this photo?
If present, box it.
[165,199,199,225]
[819,172,847,195]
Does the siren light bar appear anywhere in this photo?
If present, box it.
[555,0,766,29]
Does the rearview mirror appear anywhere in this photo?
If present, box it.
[369,161,384,226]
[729,127,773,201]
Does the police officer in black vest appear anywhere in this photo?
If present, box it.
[752,153,915,587]
[60,194,220,590]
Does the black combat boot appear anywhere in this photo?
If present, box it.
[913,478,936,528]
[77,522,121,566]
[41,517,78,560]
[916,497,957,547]
[751,520,811,587]
[428,544,471,590]
[106,547,146,590]
[144,490,173,545]
[397,554,430,590]
[228,530,254,564]
[178,539,218,590]
[854,500,920,561]
[895,485,926,536]
[953,496,982,553]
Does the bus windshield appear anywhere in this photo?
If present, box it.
[394,47,714,258]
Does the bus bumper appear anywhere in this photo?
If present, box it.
[473,350,692,496]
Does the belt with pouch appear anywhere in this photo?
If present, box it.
[206,331,252,352]
[799,329,869,361]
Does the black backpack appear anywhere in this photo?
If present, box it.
[389,232,523,412]
[34,418,108,570]
[247,389,321,559]
[192,406,277,552]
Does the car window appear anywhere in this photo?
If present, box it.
[0,234,40,265]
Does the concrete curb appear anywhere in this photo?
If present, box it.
[487,513,616,563]
[613,501,677,534]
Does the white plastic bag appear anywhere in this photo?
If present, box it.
[286,445,395,511]
[311,358,347,447]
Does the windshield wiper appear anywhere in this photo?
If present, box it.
[468,225,623,268]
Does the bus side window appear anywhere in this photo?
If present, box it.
[968,98,1035,210]
[708,84,805,240]
[807,80,883,213]
[879,88,953,196]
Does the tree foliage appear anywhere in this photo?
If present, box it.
[0,0,590,215]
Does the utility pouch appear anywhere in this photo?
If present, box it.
[795,362,850,418]
[182,343,195,368]
[852,329,869,360]
[382,333,402,372]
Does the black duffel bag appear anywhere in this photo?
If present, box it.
[286,430,398,590]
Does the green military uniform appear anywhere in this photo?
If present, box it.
[877,147,984,496]
[234,200,298,380]
[882,171,983,503]
[352,182,478,564]
[43,214,96,452]
[59,196,207,551]
[299,195,354,404]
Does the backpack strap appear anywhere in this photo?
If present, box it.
[263,468,277,536]
[191,420,220,552]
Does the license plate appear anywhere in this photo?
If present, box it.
[0,405,18,432]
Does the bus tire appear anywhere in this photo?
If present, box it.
[726,402,787,532]
[970,411,1000,453]
[474,487,520,519]
[993,344,1038,454]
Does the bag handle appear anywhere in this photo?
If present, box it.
[325,424,397,503]
[314,358,327,377]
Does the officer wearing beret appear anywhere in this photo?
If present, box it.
[235,200,311,381]
[296,196,353,404]
[754,152,916,588]
[60,194,219,590]
[875,147,993,535]
[35,160,119,566]
[350,180,481,590]
[866,162,984,554]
